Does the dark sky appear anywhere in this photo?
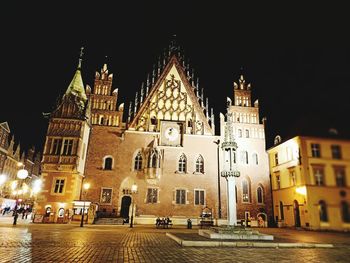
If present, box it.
[1,2,350,154]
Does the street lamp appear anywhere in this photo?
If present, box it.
[213,139,222,219]
[80,182,90,227]
[129,183,138,228]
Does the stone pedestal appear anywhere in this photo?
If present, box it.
[198,226,274,240]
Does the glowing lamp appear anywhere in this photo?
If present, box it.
[17,169,28,179]
[296,186,307,196]
[0,174,6,185]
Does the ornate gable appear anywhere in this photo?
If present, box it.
[129,55,213,135]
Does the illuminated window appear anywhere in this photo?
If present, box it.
[313,167,325,186]
[175,189,186,204]
[195,155,204,173]
[134,151,143,170]
[178,154,187,173]
[100,188,112,204]
[146,188,158,203]
[242,179,250,203]
[311,143,321,158]
[194,190,205,205]
[331,145,342,159]
[319,200,328,222]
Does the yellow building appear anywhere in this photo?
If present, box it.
[267,135,350,230]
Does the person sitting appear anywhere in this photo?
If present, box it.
[155,217,161,227]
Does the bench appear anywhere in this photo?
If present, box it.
[155,218,173,228]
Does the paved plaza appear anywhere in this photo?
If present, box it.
[0,216,350,262]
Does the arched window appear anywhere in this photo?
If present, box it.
[195,155,204,173]
[104,157,113,170]
[238,129,242,137]
[257,185,264,204]
[58,208,65,217]
[279,201,284,220]
[242,179,250,203]
[178,154,187,173]
[252,153,258,165]
[341,201,350,223]
[245,129,249,138]
[149,149,159,168]
[319,200,328,222]
[241,151,248,164]
[134,151,143,170]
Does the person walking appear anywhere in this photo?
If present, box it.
[13,212,19,225]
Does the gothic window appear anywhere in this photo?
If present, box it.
[194,190,205,205]
[257,185,264,204]
[134,151,143,171]
[319,200,328,222]
[104,157,113,170]
[195,155,204,173]
[331,145,342,159]
[146,188,158,203]
[178,154,187,173]
[53,179,65,194]
[238,129,242,137]
[100,116,104,125]
[149,149,159,168]
[335,167,346,187]
[245,129,249,138]
[341,201,350,223]
[151,116,157,125]
[242,179,250,203]
[62,139,73,155]
[311,143,321,158]
[252,153,258,165]
[175,189,186,204]
[100,188,112,204]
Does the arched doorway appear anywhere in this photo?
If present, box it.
[293,200,301,227]
[120,196,131,218]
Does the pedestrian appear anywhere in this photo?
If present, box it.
[13,212,19,225]
[187,218,192,229]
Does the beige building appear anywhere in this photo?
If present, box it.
[268,135,350,230]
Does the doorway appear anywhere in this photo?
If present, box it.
[293,200,301,227]
[120,196,131,218]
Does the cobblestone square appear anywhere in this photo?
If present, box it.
[1,219,350,263]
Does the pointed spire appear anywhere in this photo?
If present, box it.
[134,92,138,115]
[146,74,150,97]
[201,88,204,108]
[140,82,144,105]
[211,108,215,131]
[206,98,209,119]
[128,101,133,124]
[65,47,87,105]
[163,49,167,67]
[196,78,200,98]
[8,136,15,155]
[157,56,161,77]
[191,70,195,87]
[152,65,156,85]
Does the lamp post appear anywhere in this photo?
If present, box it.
[213,139,222,219]
[13,163,28,225]
[80,182,90,227]
[129,183,138,228]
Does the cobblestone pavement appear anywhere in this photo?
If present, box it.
[0,223,350,263]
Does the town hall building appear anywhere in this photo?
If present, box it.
[36,42,271,226]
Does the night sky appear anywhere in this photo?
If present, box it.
[1,2,350,154]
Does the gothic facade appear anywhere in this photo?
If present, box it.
[37,43,271,225]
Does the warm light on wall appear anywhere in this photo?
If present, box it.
[296,186,307,196]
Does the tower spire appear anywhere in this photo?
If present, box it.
[78,46,84,69]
